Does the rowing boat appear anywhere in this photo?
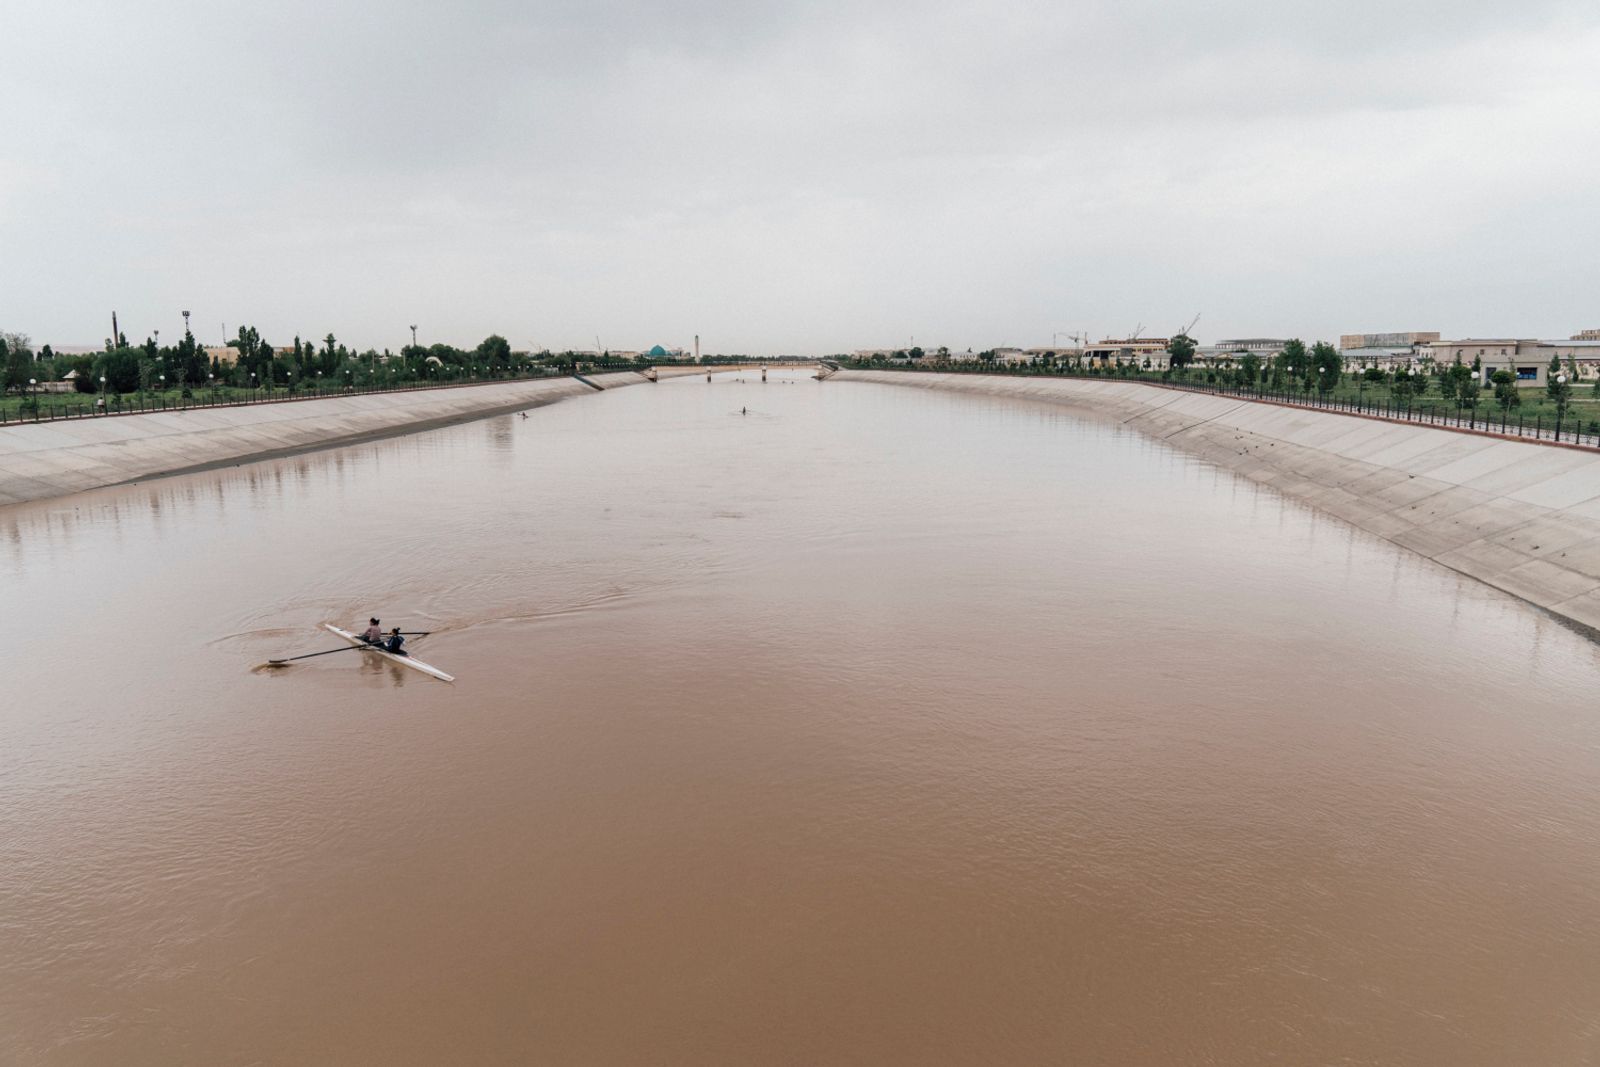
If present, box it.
[323,623,455,683]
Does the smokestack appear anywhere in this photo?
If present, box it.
[111,311,119,348]
[695,334,700,363]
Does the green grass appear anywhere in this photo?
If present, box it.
[0,385,328,422]
[847,361,1600,438]
[0,372,576,424]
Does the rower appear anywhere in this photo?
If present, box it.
[361,617,383,644]
[384,627,407,656]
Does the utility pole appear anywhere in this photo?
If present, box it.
[111,311,119,348]
[182,310,190,338]
[409,324,418,349]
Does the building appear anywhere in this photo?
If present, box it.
[1084,338,1170,369]
[1024,347,1082,362]
[1215,338,1287,354]
[1573,330,1600,341]
[1428,339,1600,387]
[204,346,240,366]
[1340,346,1420,372]
[1340,331,1440,350]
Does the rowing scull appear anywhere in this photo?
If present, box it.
[323,623,455,683]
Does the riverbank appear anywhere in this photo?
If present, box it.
[836,369,1600,637]
[0,371,661,506]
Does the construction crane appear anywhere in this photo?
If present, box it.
[1176,313,1201,338]
[1130,323,1144,341]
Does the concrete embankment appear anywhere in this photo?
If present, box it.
[838,370,1600,635]
[0,371,658,506]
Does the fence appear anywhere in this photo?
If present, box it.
[848,363,1600,451]
[0,365,606,425]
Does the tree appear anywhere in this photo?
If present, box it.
[2,330,34,394]
[1491,368,1521,412]
[1391,368,1419,407]
[476,334,511,372]
[1310,342,1342,395]
[1458,369,1482,415]
[93,346,141,393]
[1236,353,1262,388]
[1438,361,1469,404]
[1266,352,1289,389]
[1167,333,1196,370]
[908,346,924,361]
[1547,355,1568,403]
[1549,369,1574,428]
[1281,339,1309,385]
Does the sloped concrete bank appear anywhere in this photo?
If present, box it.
[0,371,657,507]
[839,370,1600,636]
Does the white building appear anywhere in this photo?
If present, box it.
[1084,338,1170,369]
[1427,339,1600,387]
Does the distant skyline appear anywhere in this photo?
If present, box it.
[4,0,1598,355]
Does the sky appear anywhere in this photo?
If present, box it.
[3,0,1599,356]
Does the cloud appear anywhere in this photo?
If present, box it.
[3,0,1598,352]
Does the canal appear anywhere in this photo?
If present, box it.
[3,369,1597,1064]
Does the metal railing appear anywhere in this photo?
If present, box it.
[843,362,1600,451]
[0,366,592,425]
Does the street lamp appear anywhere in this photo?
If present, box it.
[208,372,215,404]
[99,375,107,413]
[1556,373,1569,441]
[182,310,190,336]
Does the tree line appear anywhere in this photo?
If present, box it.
[0,327,711,398]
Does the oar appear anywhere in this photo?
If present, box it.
[264,646,368,667]
[260,632,434,669]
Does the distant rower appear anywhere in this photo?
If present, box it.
[361,618,383,644]
[384,627,407,655]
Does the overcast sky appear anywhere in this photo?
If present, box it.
[3,0,1598,355]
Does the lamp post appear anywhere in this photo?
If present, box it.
[409,324,418,350]
[99,375,107,414]
[250,371,256,401]
[1556,373,1569,441]
[28,378,36,417]
[208,372,215,404]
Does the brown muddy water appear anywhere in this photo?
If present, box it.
[3,370,1599,1065]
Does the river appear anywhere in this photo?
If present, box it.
[3,369,1597,1064]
